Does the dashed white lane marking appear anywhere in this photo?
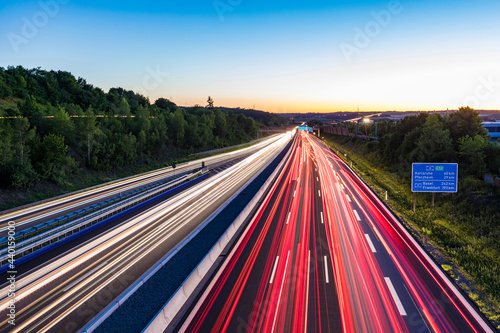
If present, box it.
[318,190,321,197]
[324,256,330,283]
[316,177,319,181]
[341,184,345,190]
[353,209,361,221]
[365,234,377,253]
[293,190,296,197]
[320,211,324,224]
[269,256,280,283]
[286,212,291,225]
[271,251,291,332]
[346,194,351,202]
[384,277,407,316]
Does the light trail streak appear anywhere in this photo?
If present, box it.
[180,131,493,333]
[0,134,291,332]
[0,135,285,232]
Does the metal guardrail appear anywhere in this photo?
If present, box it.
[0,170,194,249]
[0,170,206,265]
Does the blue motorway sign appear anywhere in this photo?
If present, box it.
[298,126,312,132]
[412,163,458,192]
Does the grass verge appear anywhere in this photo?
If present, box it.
[323,134,500,329]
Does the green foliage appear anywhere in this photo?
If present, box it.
[459,135,488,177]
[414,114,455,163]
[0,66,277,189]
[324,113,500,327]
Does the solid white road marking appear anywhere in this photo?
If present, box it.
[353,209,361,221]
[269,256,280,283]
[384,277,407,316]
[365,234,377,253]
[324,256,330,283]
[286,212,291,225]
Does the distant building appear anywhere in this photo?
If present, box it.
[483,122,500,142]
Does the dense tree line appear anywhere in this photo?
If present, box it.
[348,107,500,179]
[0,66,267,188]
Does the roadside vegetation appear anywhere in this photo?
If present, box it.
[0,66,285,210]
[323,108,500,328]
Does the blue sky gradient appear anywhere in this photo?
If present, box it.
[1,0,499,112]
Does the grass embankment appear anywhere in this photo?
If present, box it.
[323,134,500,329]
[0,140,261,212]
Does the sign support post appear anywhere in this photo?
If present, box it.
[413,193,416,213]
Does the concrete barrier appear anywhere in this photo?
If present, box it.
[80,136,293,333]
[143,138,294,333]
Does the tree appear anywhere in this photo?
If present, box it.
[207,96,214,109]
[78,108,101,167]
[169,108,187,146]
[458,135,488,177]
[414,114,454,163]
[12,117,35,165]
[214,109,226,139]
[445,107,488,146]
[32,134,73,184]
[116,97,131,116]
[52,106,74,139]
[0,121,14,168]
[155,98,176,113]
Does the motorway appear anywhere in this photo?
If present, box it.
[178,131,494,333]
[0,136,280,235]
[0,134,292,332]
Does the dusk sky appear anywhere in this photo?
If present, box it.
[1,0,500,113]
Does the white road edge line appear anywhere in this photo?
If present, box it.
[324,256,329,283]
[365,234,377,253]
[269,256,280,284]
[353,209,361,221]
[384,277,407,316]
[63,262,108,292]
[286,212,291,225]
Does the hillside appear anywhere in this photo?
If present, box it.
[0,66,284,195]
